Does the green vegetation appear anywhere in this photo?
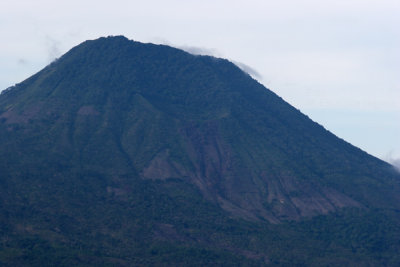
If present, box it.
[1,36,400,265]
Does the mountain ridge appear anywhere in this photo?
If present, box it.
[1,36,400,265]
[1,36,398,222]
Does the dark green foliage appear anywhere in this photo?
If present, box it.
[1,36,400,265]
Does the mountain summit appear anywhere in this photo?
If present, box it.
[1,36,400,265]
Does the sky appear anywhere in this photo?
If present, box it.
[0,0,399,166]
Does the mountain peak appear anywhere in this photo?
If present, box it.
[1,36,400,265]
[2,36,399,222]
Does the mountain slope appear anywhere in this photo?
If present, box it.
[1,36,400,265]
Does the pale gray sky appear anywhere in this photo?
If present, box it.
[1,0,399,164]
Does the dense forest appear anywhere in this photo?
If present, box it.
[1,36,399,266]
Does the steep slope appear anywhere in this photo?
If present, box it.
[1,36,400,265]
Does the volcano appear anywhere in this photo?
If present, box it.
[1,36,399,266]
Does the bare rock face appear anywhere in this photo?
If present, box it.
[139,120,362,222]
[142,149,188,180]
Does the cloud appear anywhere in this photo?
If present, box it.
[45,35,61,62]
[152,38,222,58]
[162,42,263,80]
[178,45,220,57]
[179,45,262,80]
[390,159,400,172]
[384,151,400,172]
[17,58,28,65]
[232,61,263,80]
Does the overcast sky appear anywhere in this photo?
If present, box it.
[1,0,399,164]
